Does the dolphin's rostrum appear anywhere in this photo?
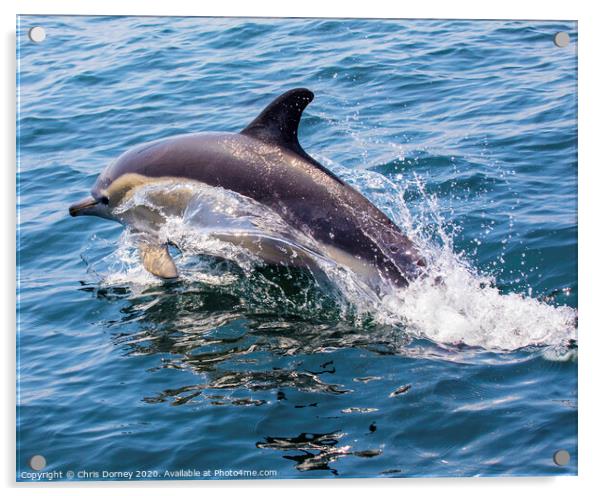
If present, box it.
[69,89,425,288]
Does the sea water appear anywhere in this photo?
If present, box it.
[17,17,577,479]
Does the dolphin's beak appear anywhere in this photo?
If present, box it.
[69,196,98,217]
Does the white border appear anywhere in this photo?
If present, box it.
[3,1,601,494]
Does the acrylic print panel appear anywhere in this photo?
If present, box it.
[16,16,577,481]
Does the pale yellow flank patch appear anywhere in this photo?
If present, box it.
[104,173,203,208]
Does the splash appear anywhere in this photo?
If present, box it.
[381,266,576,350]
[85,164,577,353]
[329,162,577,350]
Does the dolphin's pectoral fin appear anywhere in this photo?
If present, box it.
[139,242,178,279]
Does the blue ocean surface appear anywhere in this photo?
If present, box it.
[17,16,577,480]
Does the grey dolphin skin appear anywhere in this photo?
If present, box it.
[69,88,425,287]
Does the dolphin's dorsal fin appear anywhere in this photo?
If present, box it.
[241,88,316,162]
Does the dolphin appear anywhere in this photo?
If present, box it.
[69,88,425,288]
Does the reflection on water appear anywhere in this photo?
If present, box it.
[257,431,382,475]
[90,272,409,403]
[82,268,415,473]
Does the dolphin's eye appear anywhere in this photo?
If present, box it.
[99,196,109,205]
